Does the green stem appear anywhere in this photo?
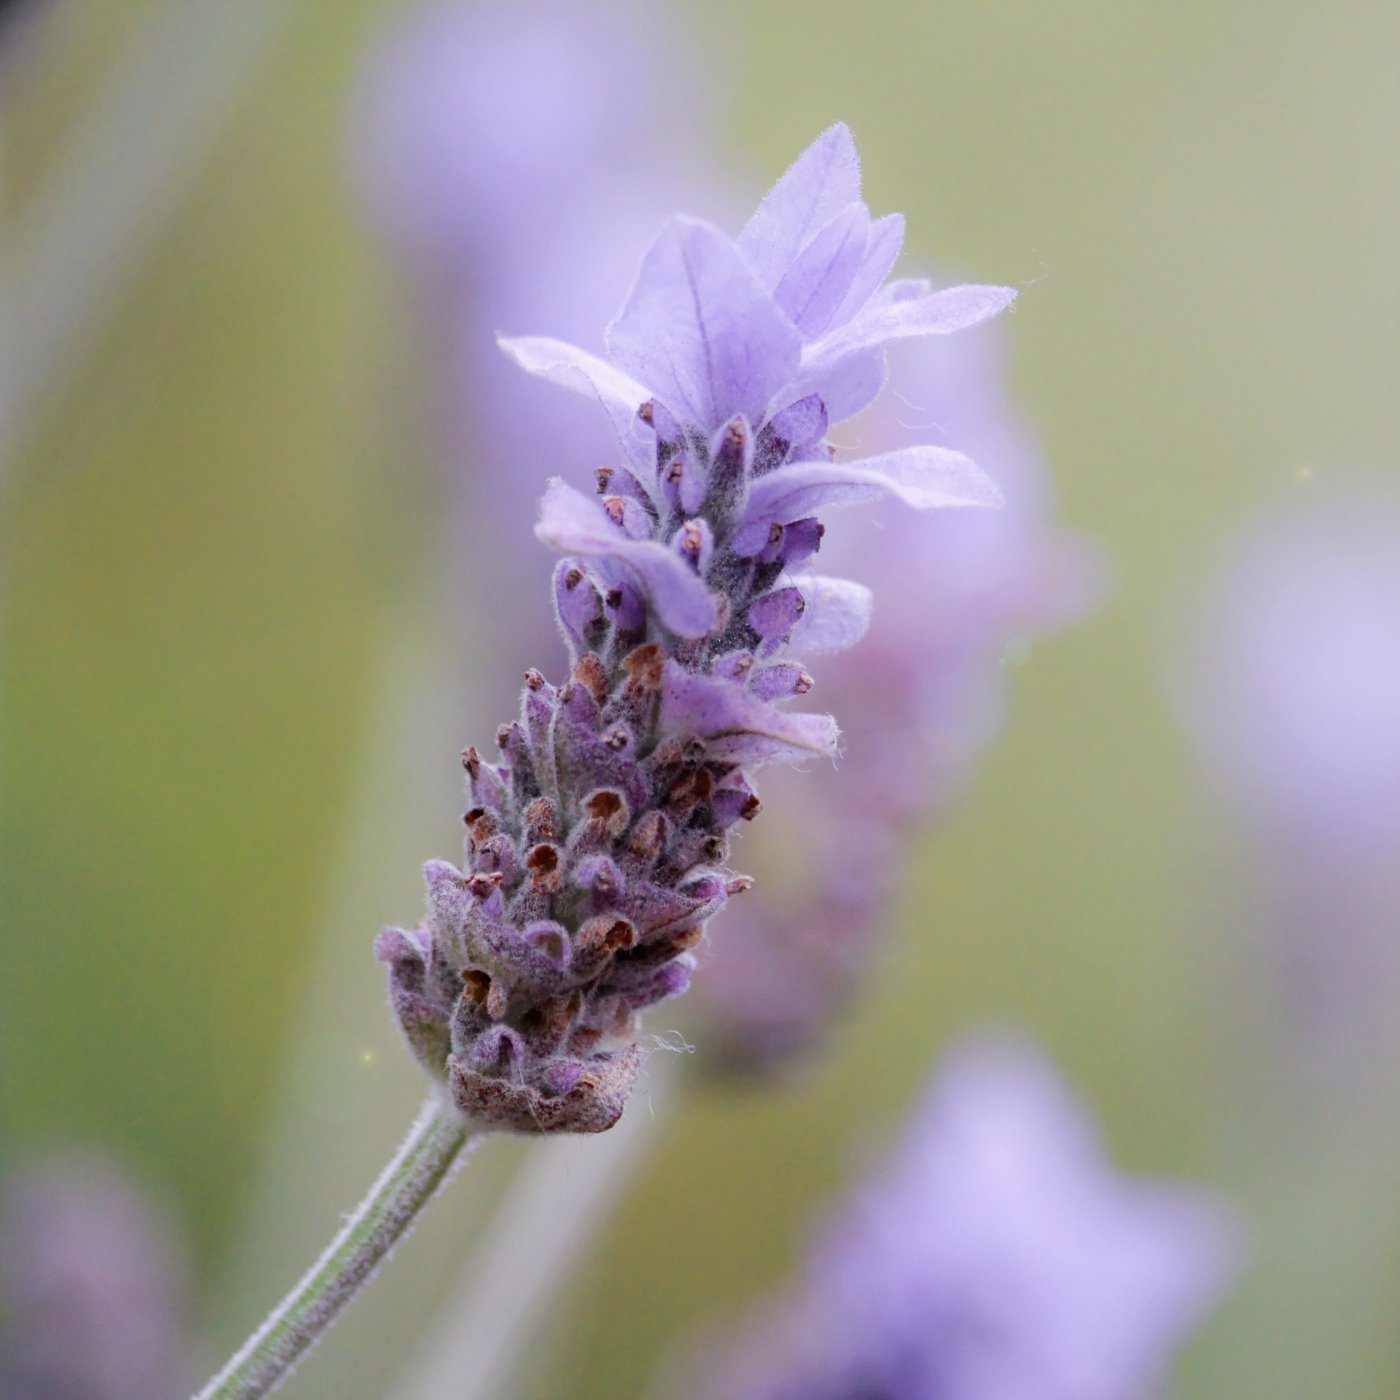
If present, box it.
[197,1094,477,1400]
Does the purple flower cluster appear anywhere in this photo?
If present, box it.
[356,2,1097,1081]
[696,1039,1237,1400]
[375,125,1014,1133]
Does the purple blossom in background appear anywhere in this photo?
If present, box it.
[694,327,1099,1068]
[0,1154,191,1400]
[373,119,1015,1133]
[693,1039,1237,1400]
[1175,483,1400,1065]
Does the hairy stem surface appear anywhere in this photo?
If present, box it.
[393,1056,678,1400]
[197,1094,477,1400]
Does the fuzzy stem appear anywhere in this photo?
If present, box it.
[392,1055,678,1400]
[197,1094,477,1400]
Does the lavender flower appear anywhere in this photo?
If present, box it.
[694,1039,1237,1400]
[357,9,1096,1076]
[694,327,1099,1068]
[1174,482,1400,1066]
[0,1154,191,1400]
[374,125,1015,1133]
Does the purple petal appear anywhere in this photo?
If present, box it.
[748,662,814,701]
[773,203,870,338]
[811,282,1019,363]
[731,515,779,559]
[660,662,838,766]
[748,586,806,642]
[604,493,653,539]
[767,394,828,452]
[737,123,862,291]
[871,275,932,307]
[674,516,715,572]
[497,334,647,412]
[776,346,887,427]
[782,516,824,566]
[535,479,717,638]
[746,445,1003,521]
[829,212,905,329]
[552,559,604,654]
[618,877,718,943]
[497,334,653,470]
[605,217,801,432]
[775,280,1011,424]
[790,576,874,654]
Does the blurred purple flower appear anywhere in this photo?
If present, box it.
[355,0,713,274]
[694,327,1100,1068]
[694,1038,1237,1400]
[0,1153,191,1400]
[373,121,1015,1133]
[1174,482,1400,1062]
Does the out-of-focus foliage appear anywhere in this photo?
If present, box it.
[2,3,1397,1398]
[1,0,418,1266]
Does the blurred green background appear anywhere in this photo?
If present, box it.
[3,2,1398,1396]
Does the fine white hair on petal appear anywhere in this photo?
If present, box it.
[806,282,1020,366]
[736,122,863,291]
[496,334,654,473]
[789,576,874,654]
[746,445,1003,521]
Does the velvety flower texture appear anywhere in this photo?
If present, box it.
[697,1039,1237,1400]
[694,327,1100,1069]
[375,126,1014,1133]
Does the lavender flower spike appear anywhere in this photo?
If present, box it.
[695,1038,1238,1400]
[377,127,1014,1134]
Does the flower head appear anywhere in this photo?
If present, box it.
[694,1039,1237,1399]
[376,127,1015,1132]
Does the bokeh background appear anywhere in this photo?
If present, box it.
[3,1,1398,1396]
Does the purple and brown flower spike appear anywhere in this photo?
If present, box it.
[377,124,1015,1133]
